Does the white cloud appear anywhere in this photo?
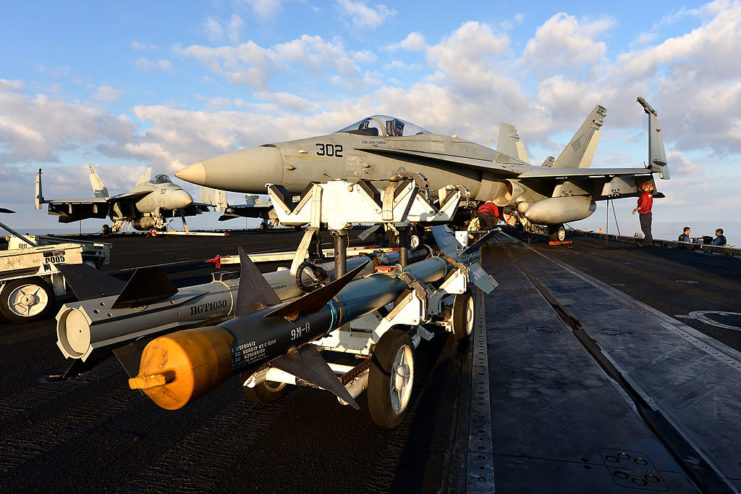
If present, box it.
[131,41,159,51]
[390,32,427,51]
[203,14,245,44]
[336,0,396,29]
[135,57,173,71]
[0,87,135,164]
[178,34,363,90]
[522,13,613,72]
[93,84,124,102]
[244,0,283,20]
[0,79,24,91]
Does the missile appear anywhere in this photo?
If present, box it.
[55,248,429,363]
[128,246,455,410]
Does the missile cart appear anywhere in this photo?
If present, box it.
[0,212,111,322]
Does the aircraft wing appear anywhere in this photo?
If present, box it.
[517,167,652,178]
[45,198,110,222]
[109,190,151,201]
[218,204,272,221]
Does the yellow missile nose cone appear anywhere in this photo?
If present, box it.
[176,161,206,185]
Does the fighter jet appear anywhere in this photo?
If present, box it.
[176,98,669,240]
[36,164,211,233]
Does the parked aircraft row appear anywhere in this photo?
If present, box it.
[34,98,668,237]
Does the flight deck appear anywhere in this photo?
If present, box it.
[0,229,739,493]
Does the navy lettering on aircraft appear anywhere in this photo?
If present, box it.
[316,144,343,157]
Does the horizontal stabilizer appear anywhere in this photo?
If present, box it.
[553,104,606,169]
[57,263,126,300]
[497,123,530,164]
[235,246,281,317]
[0,207,14,214]
[270,345,359,409]
[266,260,369,320]
[111,266,178,309]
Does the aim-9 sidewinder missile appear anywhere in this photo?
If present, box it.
[128,246,458,410]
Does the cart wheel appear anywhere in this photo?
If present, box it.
[242,378,288,404]
[548,224,566,242]
[368,329,415,428]
[0,277,55,322]
[452,292,475,341]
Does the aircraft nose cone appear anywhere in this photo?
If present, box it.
[171,189,193,209]
[176,162,206,185]
[178,147,284,193]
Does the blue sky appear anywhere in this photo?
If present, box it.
[1,0,739,235]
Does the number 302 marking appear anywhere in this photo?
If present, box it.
[316,143,343,157]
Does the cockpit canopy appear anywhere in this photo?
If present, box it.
[153,174,172,184]
[336,115,429,137]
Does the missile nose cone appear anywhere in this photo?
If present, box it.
[176,161,206,185]
[181,147,284,193]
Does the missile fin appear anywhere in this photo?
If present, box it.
[57,263,126,300]
[459,229,499,259]
[235,246,281,316]
[265,259,369,320]
[111,266,178,309]
[271,345,360,410]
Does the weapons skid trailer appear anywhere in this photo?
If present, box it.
[0,216,111,323]
[126,178,496,429]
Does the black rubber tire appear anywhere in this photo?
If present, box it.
[367,329,415,429]
[241,374,288,404]
[548,224,566,242]
[452,292,475,341]
[0,277,55,323]
[101,224,111,236]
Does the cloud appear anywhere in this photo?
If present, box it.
[389,32,427,51]
[203,14,244,44]
[178,34,364,90]
[336,0,396,29]
[131,41,160,51]
[244,0,283,20]
[522,13,613,73]
[93,84,124,102]
[0,79,24,91]
[135,57,173,71]
[0,87,135,164]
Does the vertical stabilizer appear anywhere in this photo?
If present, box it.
[135,167,152,186]
[637,97,669,179]
[88,164,110,198]
[35,169,44,209]
[497,123,530,164]
[552,105,606,169]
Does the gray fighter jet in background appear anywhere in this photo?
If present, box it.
[177,97,668,240]
[36,164,211,233]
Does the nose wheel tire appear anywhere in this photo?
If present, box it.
[368,329,415,429]
[0,277,54,322]
[452,292,475,341]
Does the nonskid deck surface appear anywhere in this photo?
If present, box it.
[1,230,740,492]
[476,232,741,493]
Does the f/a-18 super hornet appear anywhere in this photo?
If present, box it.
[176,97,669,240]
[36,164,211,233]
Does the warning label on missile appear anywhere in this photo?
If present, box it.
[232,338,277,368]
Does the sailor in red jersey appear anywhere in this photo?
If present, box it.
[478,201,499,230]
[632,183,654,245]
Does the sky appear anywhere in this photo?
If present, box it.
[1,0,740,236]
